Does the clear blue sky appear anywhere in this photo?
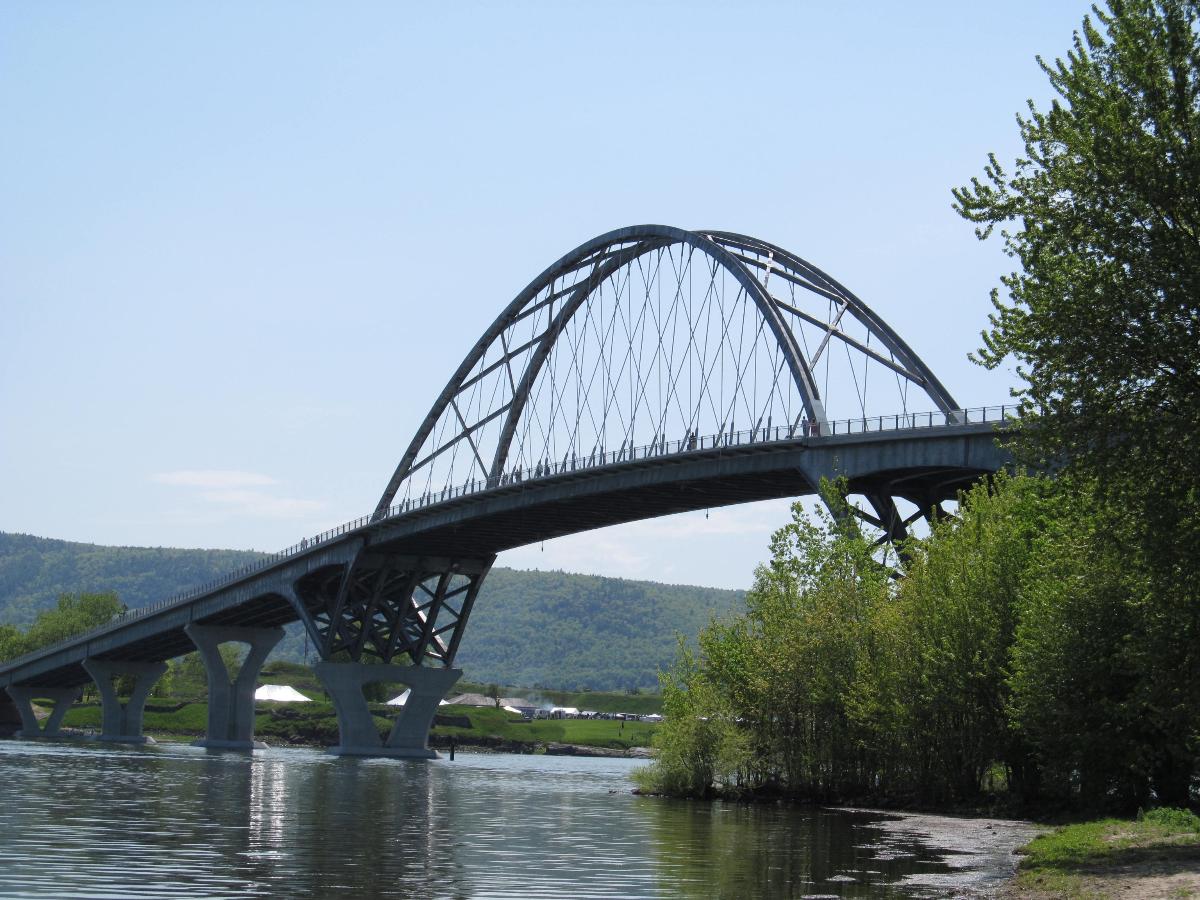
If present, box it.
[1,2,1087,589]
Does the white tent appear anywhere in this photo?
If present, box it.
[386,689,451,707]
[255,684,311,702]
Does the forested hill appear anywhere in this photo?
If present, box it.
[0,532,744,690]
[0,532,265,627]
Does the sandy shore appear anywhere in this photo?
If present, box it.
[838,808,1040,896]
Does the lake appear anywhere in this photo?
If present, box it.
[0,740,1032,898]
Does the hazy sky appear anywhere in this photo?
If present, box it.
[2,2,1087,589]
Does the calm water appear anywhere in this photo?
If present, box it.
[0,740,1028,898]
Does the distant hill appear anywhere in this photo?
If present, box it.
[0,532,744,690]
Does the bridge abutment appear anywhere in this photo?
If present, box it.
[315,661,461,759]
[185,623,284,750]
[81,659,167,743]
[4,685,82,738]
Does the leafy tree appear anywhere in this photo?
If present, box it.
[0,623,24,661]
[1007,485,1154,809]
[634,639,747,798]
[873,473,1050,803]
[953,0,1200,484]
[20,591,123,650]
[639,483,893,800]
[954,0,1200,808]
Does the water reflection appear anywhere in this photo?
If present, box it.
[0,741,1013,898]
[643,798,951,898]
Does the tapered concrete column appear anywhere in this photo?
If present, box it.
[5,685,82,738]
[315,662,462,759]
[82,659,167,744]
[185,624,284,750]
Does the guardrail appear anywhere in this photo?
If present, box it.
[0,404,1015,672]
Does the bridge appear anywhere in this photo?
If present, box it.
[0,225,1012,756]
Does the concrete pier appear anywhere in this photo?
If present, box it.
[315,662,462,759]
[5,685,82,738]
[185,623,283,750]
[82,658,167,744]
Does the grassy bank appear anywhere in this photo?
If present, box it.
[1008,808,1200,898]
[59,699,658,753]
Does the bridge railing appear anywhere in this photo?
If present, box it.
[378,404,1016,518]
[0,404,1015,673]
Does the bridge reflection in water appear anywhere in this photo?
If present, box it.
[0,225,1012,756]
[0,741,1026,898]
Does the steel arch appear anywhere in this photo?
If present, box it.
[374,225,958,518]
[703,231,960,415]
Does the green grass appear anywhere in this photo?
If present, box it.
[1015,809,1200,897]
[59,698,658,751]
[62,701,213,735]
[433,705,657,749]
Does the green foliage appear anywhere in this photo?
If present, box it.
[639,484,896,800]
[457,567,743,690]
[0,591,124,660]
[640,472,1200,810]
[952,0,1200,812]
[1005,485,1158,809]
[634,641,746,798]
[873,472,1052,803]
[0,532,264,629]
[1138,807,1200,832]
[953,0,1200,489]
[435,705,658,750]
[0,623,21,661]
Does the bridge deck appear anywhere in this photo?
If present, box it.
[0,416,1011,690]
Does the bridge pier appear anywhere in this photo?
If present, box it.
[185,623,284,750]
[81,659,167,744]
[315,661,461,759]
[4,685,82,738]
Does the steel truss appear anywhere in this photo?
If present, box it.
[294,552,494,666]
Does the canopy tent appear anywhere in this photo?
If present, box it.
[386,689,451,707]
[255,684,311,702]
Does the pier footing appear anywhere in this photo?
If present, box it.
[316,662,461,759]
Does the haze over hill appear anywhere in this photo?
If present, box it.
[0,532,744,690]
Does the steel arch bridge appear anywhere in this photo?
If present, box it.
[376,225,960,516]
[0,225,1011,756]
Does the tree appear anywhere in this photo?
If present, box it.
[0,623,25,662]
[954,0,1200,807]
[20,591,124,650]
[953,0,1200,484]
[873,473,1050,804]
